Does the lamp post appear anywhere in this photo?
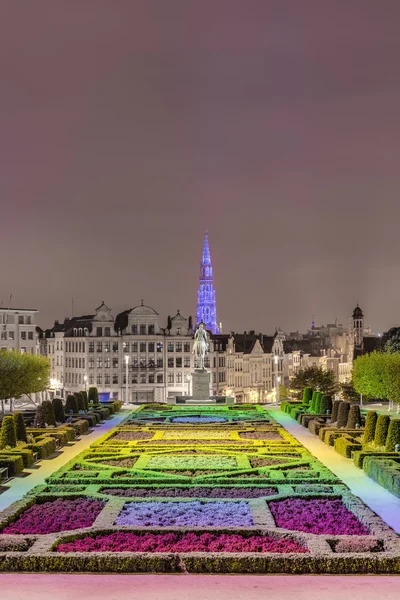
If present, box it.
[84,375,87,394]
[186,373,191,396]
[125,355,129,405]
[274,355,280,404]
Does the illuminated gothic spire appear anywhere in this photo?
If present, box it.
[196,231,219,334]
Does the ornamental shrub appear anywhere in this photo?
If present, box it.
[88,387,99,405]
[374,414,390,447]
[13,412,27,442]
[320,395,332,415]
[314,392,324,414]
[0,415,17,448]
[42,400,56,426]
[81,391,89,411]
[75,392,85,412]
[346,404,362,429]
[65,394,79,414]
[302,387,313,405]
[33,404,46,428]
[310,391,318,412]
[363,411,378,444]
[331,400,342,423]
[52,397,65,423]
[385,419,400,452]
[337,402,350,428]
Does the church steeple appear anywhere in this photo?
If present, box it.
[196,231,219,333]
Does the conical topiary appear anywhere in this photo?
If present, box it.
[41,400,56,426]
[65,394,78,414]
[374,414,390,447]
[331,400,342,423]
[320,395,332,415]
[314,392,323,413]
[80,391,88,411]
[363,411,378,444]
[303,387,313,405]
[310,391,318,412]
[52,397,65,423]
[88,386,99,405]
[13,412,27,442]
[337,402,350,428]
[75,392,85,412]
[385,419,400,452]
[34,404,46,428]
[347,404,362,429]
[0,416,17,448]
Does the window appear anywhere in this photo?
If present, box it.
[56,356,59,366]
[78,342,82,352]
[177,327,181,335]
[149,374,155,384]
[157,358,163,368]
[21,331,26,340]
[176,373,182,384]
[184,343,190,353]
[96,374,102,384]
[204,357,210,368]
[96,327,102,337]
[140,342,146,353]
[105,357,111,368]
[168,343,174,352]
[18,316,24,324]
[88,358,94,369]
[168,373,174,384]
[132,342,138,353]
[219,357,225,367]
[139,358,146,367]
[105,374,110,384]
[97,342,102,352]
[28,332,33,340]
[113,342,119,352]
[132,358,138,367]
[131,324,138,335]
[104,327,111,337]
[20,347,26,354]
[140,324,146,335]
[148,324,155,335]
[123,342,129,353]
[78,358,81,368]
[1,331,6,340]
[56,341,59,351]
[89,342,95,353]
[148,342,155,353]
[132,373,138,383]
[148,358,155,368]
[82,358,85,368]
[168,357,174,368]
[96,357,103,368]
[176,357,182,368]
[140,373,146,384]
[176,342,182,352]
[89,374,94,385]
[157,374,163,384]
[78,373,82,385]
[157,342,163,352]
[26,316,31,324]
[184,357,191,368]
[82,342,85,352]
[104,342,110,353]
[113,374,118,384]
[8,331,14,341]
[112,358,118,369]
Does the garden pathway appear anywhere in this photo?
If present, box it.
[0,407,132,513]
[269,406,400,533]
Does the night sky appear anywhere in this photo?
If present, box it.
[1,1,400,334]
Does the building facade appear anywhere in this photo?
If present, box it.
[196,231,219,334]
[0,307,39,354]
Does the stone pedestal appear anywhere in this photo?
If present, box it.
[191,369,211,400]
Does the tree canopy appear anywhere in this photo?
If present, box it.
[290,366,338,396]
[0,351,50,401]
[353,351,400,404]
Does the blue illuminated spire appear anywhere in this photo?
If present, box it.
[196,231,219,334]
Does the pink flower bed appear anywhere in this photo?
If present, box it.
[57,531,309,553]
[269,498,369,536]
[1,498,104,535]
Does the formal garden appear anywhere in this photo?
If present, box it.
[0,403,399,573]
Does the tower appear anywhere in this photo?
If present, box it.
[352,304,364,347]
[196,231,219,333]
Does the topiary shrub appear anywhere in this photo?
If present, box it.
[75,392,85,412]
[33,404,46,428]
[331,400,342,423]
[315,392,324,414]
[346,404,362,429]
[88,386,99,405]
[302,387,313,405]
[385,419,400,452]
[42,400,56,426]
[13,412,27,442]
[0,415,17,448]
[320,395,332,415]
[310,391,318,412]
[65,395,79,414]
[81,391,89,411]
[337,402,350,429]
[52,398,65,423]
[374,414,390,447]
[363,411,378,444]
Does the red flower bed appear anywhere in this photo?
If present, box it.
[2,498,104,535]
[57,532,309,553]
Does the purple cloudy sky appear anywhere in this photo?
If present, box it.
[1,1,400,334]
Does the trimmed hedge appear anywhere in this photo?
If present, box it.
[81,391,89,411]
[320,395,332,415]
[52,398,66,423]
[363,411,378,444]
[385,419,400,452]
[75,392,85,412]
[310,392,318,412]
[337,402,350,429]
[353,450,400,469]
[334,435,362,459]
[88,387,99,405]
[34,405,46,429]
[13,412,27,443]
[363,456,400,499]
[0,416,17,449]
[346,405,361,429]
[42,400,57,426]
[331,400,342,423]
[374,415,390,447]
[26,437,57,459]
[314,393,323,414]
[65,395,79,415]
[302,387,313,405]
[0,454,24,476]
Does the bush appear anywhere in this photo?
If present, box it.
[65,395,79,414]
[346,405,362,429]
[385,419,400,452]
[81,391,89,411]
[314,393,322,414]
[0,416,17,448]
[13,412,27,442]
[42,400,56,426]
[75,392,85,412]
[320,395,332,415]
[26,436,57,459]
[52,398,65,423]
[363,411,378,444]
[0,454,24,475]
[335,435,363,458]
[88,387,99,405]
[374,414,390,447]
[34,404,46,428]
[302,387,313,405]
[337,402,350,428]
[310,391,318,412]
[331,400,342,423]
[363,457,400,498]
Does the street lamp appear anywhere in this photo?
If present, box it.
[274,355,280,404]
[186,373,191,396]
[84,375,87,394]
[125,355,129,405]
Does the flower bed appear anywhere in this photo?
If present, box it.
[171,417,227,424]
[146,455,237,470]
[240,432,283,440]
[101,486,278,498]
[250,458,288,468]
[115,500,254,527]
[269,498,369,535]
[112,432,154,441]
[101,458,138,468]
[56,532,308,553]
[1,498,104,535]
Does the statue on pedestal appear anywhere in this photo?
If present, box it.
[192,323,209,370]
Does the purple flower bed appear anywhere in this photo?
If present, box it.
[102,486,278,498]
[115,500,254,527]
[269,498,369,536]
[57,531,309,553]
[1,499,104,535]
[171,417,227,424]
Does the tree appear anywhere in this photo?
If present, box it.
[88,387,99,405]
[380,327,400,354]
[290,367,338,396]
[353,351,400,406]
[0,416,17,448]
[279,385,289,399]
[0,352,50,401]
[340,379,362,403]
[13,412,27,442]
